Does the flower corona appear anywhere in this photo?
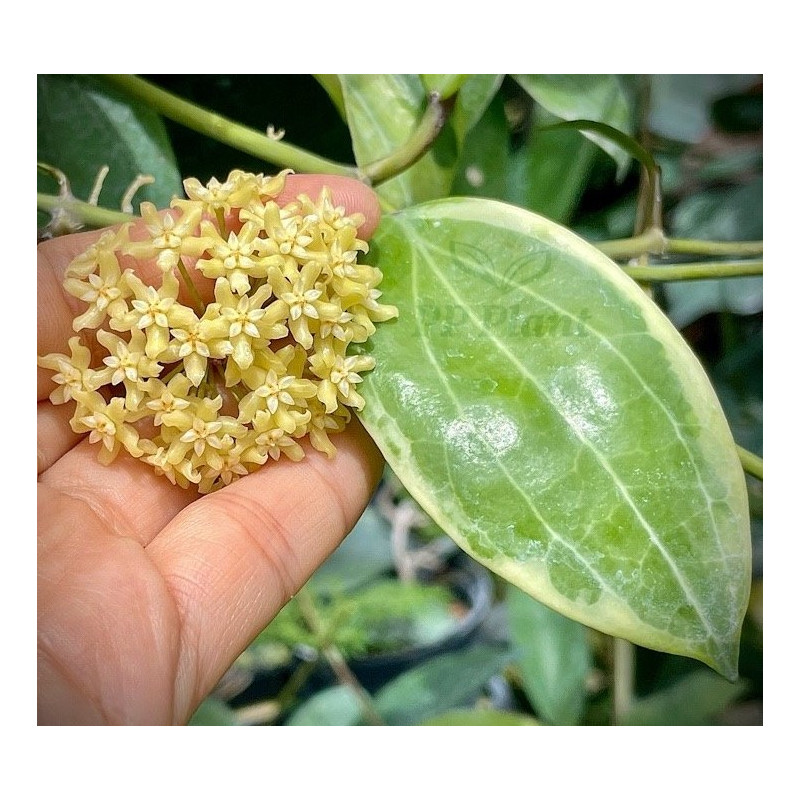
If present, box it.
[39,170,397,493]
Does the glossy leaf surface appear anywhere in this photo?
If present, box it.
[357,198,751,679]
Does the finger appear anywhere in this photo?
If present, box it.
[37,401,82,474]
[278,174,381,239]
[38,174,381,400]
[144,419,384,718]
[39,435,198,546]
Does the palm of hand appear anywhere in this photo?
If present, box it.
[37,177,383,724]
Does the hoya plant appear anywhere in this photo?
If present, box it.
[37,74,762,724]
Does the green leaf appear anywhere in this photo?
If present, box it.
[421,74,469,100]
[338,75,450,209]
[285,686,363,726]
[357,198,751,680]
[663,179,763,328]
[648,74,760,143]
[313,74,347,120]
[448,74,505,142]
[37,75,183,214]
[451,94,510,200]
[512,74,633,177]
[422,709,539,725]
[309,504,394,595]
[187,697,239,725]
[506,585,590,725]
[507,109,596,223]
[621,671,749,725]
[374,644,510,725]
[338,75,503,209]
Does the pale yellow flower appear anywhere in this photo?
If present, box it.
[37,337,106,405]
[72,396,143,465]
[97,329,162,411]
[199,279,288,371]
[309,343,375,413]
[64,227,130,279]
[268,261,341,350]
[37,171,396,492]
[144,374,193,426]
[63,250,132,331]
[123,201,211,271]
[195,223,281,295]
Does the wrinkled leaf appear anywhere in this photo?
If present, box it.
[512,74,633,177]
[506,584,590,725]
[621,670,749,725]
[339,75,450,209]
[422,709,539,725]
[357,198,751,680]
[374,644,510,725]
[285,686,363,726]
[37,75,182,217]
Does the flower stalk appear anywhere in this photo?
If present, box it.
[103,75,362,180]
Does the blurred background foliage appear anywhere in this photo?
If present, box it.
[38,74,762,725]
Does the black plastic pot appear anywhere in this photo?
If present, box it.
[306,551,495,694]
[223,551,495,708]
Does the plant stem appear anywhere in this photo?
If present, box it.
[624,260,763,282]
[295,591,385,725]
[737,446,763,480]
[597,230,763,260]
[103,75,362,180]
[37,192,134,229]
[363,92,451,185]
[176,257,206,316]
[611,637,635,724]
[666,238,764,257]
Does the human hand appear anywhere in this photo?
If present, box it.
[37,175,384,725]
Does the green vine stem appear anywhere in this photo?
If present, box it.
[611,637,635,724]
[103,75,362,180]
[737,446,763,481]
[364,92,451,185]
[598,228,763,261]
[624,260,763,282]
[37,191,134,229]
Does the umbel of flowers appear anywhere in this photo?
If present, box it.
[39,169,398,493]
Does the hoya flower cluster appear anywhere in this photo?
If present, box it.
[39,169,397,493]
